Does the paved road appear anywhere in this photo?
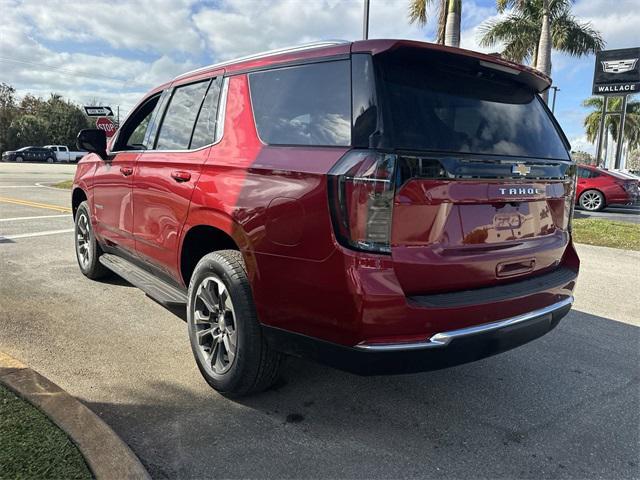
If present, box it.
[1,163,639,479]
[574,204,640,224]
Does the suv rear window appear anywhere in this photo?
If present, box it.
[249,60,351,146]
[379,57,569,160]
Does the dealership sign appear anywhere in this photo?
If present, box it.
[96,117,116,137]
[592,47,640,95]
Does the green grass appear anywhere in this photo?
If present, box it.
[572,218,640,251]
[52,179,73,189]
[0,385,92,480]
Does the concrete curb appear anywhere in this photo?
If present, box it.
[0,352,150,480]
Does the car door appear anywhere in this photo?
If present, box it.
[133,75,224,280]
[91,92,164,254]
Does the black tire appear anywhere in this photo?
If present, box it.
[46,156,54,164]
[579,189,605,211]
[187,250,282,397]
[74,201,109,279]
[15,156,23,163]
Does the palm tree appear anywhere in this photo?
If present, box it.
[409,0,462,48]
[479,0,604,101]
[583,96,640,165]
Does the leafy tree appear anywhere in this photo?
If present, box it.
[0,84,92,154]
[583,96,640,163]
[627,149,640,172]
[409,0,462,47]
[42,94,93,147]
[479,0,604,101]
[570,150,594,164]
[8,115,49,147]
[0,83,18,154]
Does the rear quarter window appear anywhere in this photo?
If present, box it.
[248,60,351,146]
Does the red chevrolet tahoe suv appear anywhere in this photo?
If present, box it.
[72,40,579,396]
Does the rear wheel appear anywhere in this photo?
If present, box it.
[74,201,109,279]
[46,156,54,164]
[187,250,282,397]
[579,190,605,211]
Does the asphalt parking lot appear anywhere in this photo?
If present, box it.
[1,162,639,479]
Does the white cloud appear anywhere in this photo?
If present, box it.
[569,135,595,155]
[14,0,205,54]
[573,0,640,50]
[193,0,427,61]
[460,10,505,54]
[1,0,637,131]
[0,0,196,115]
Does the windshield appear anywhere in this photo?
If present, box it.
[378,57,570,160]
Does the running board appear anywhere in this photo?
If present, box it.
[99,254,187,307]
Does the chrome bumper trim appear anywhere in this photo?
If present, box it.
[354,296,574,352]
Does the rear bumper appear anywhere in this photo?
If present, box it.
[264,297,573,375]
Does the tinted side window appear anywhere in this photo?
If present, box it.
[115,94,161,150]
[128,112,154,147]
[578,168,600,179]
[156,81,209,150]
[249,61,351,146]
[190,78,222,149]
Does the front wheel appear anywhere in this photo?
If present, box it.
[579,190,605,211]
[46,156,54,164]
[74,201,109,279]
[15,156,23,163]
[187,250,282,397]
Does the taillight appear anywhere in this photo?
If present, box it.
[328,150,397,253]
[619,181,639,194]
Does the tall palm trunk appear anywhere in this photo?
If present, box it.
[536,0,552,102]
[444,0,461,47]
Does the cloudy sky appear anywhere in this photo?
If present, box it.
[1,0,639,153]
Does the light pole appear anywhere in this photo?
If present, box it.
[550,86,560,113]
[363,0,370,40]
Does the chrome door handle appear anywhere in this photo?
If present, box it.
[120,166,134,176]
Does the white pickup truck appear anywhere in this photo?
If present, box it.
[44,145,86,163]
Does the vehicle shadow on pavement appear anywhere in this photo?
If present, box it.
[82,309,639,479]
[95,273,137,288]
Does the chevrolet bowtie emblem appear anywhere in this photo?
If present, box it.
[512,164,531,176]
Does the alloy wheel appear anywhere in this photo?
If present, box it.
[580,191,603,211]
[191,276,237,375]
[76,212,91,268]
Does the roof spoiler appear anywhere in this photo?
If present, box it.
[353,40,552,93]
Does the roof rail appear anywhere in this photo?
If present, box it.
[174,40,350,80]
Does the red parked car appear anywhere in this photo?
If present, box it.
[576,164,640,211]
[72,40,579,396]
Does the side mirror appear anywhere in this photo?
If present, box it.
[77,129,107,159]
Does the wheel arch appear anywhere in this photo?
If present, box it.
[179,221,250,288]
[71,187,88,219]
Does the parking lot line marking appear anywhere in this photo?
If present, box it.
[0,228,74,240]
[0,185,45,188]
[0,196,72,213]
[0,214,70,222]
